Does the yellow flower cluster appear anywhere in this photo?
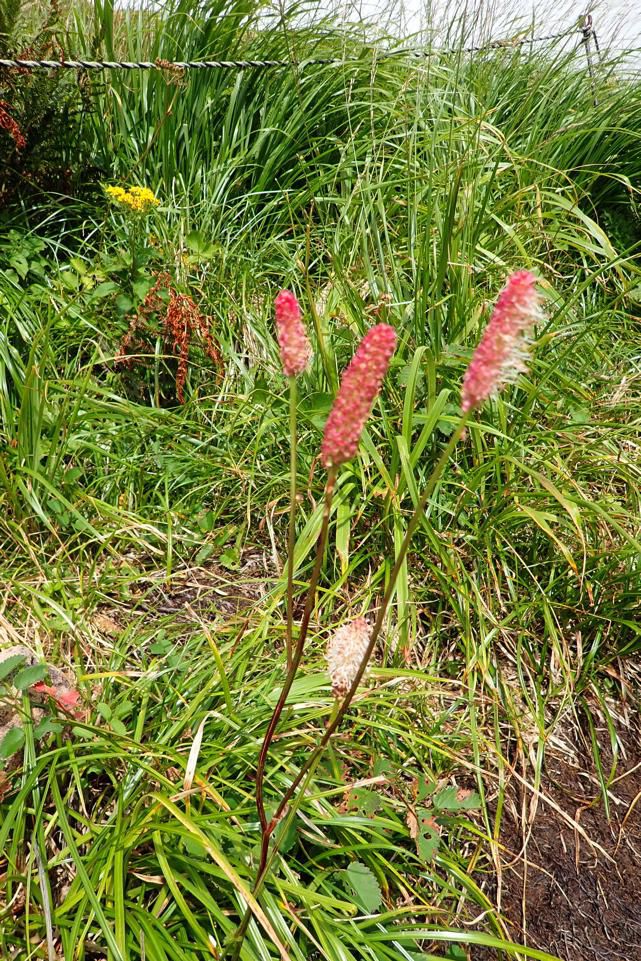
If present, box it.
[105,184,160,214]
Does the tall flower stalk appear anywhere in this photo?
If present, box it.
[225,271,542,959]
[253,318,395,832]
[274,290,312,671]
[286,375,298,671]
[225,319,396,959]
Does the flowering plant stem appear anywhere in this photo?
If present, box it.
[285,376,297,672]
[224,707,337,960]
[225,415,468,959]
[254,467,337,836]
[225,470,336,960]
[267,414,470,826]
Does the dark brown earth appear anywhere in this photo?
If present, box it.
[475,710,641,961]
[136,551,271,618]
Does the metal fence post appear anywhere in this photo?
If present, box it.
[581,13,598,107]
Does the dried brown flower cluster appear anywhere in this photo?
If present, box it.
[0,101,26,151]
[116,272,222,402]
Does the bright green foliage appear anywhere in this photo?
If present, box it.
[0,0,21,48]
[0,2,640,960]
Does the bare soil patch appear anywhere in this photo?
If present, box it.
[476,710,641,961]
[131,550,273,618]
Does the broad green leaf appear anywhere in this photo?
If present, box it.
[0,654,26,681]
[434,786,481,811]
[416,773,437,802]
[0,725,24,759]
[345,861,382,913]
[13,664,49,690]
[342,787,382,817]
[416,808,440,862]
[195,543,215,565]
[34,718,63,739]
[185,230,216,258]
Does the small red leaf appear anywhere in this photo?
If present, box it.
[31,683,82,717]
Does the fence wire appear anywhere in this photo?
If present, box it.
[0,25,587,73]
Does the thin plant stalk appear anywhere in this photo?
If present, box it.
[254,467,337,835]
[269,414,470,828]
[224,704,339,961]
[305,221,334,390]
[285,375,297,672]
[226,415,468,960]
[225,474,337,961]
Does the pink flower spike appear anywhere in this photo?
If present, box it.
[274,289,312,377]
[321,323,396,469]
[461,270,543,414]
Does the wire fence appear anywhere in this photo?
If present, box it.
[0,21,596,73]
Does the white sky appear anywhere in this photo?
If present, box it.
[317,0,640,57]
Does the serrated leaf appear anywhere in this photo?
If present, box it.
[416,807,440,861]
[342,787,382,817]
[219,548,240,570]
[397,362,425,392]
[149,640,170,655]
[434,785,480,811]
[34,718,63,739]
[416,772,437,802]
[96,701,113,721]
[195,544,215,565]
[10,254,29,278]
[115,293,133,314]
[0,726,25,759]
[569,407,590,425]
[0,654,26,681]
[69,256,87,275]
[14,664,49,690]
[89,280,119,300]
[133,278,152,301]
[196,510,216,533]
[372,757,397,782]
[345,861,382,913]
[185,230,216,258]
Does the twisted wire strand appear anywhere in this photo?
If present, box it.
[0,28,581,72]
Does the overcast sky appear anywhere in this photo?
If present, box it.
[319,0,640,58]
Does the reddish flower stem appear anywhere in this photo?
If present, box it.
[285,375,297,671]
[270,415,469,829]
[254,468,337,835]
[226,417,469,961]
